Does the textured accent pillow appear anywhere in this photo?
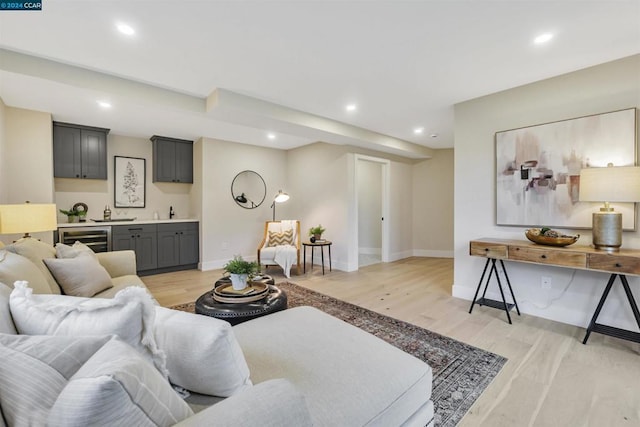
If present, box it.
[0,334,113,426]
[268,229,294,247]
[55,241,97,259]
[9,282,168,378]
[3,238,60,294]
[48,338,193,426]
[44,253,113,297]
[0,250,51,294]
[154,306,252,397]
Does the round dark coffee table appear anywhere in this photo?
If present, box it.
[195,276,287,325]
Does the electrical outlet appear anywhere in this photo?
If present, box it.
[541,276,552,290]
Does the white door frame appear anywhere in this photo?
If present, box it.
[347,154,391,271]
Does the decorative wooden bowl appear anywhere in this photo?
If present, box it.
[525,229,579,247]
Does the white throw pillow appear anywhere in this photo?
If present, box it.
[0,282,17,334]
[0,334,113,426]
[43,253,113,297]
[9,281,168,378]
[154,306,252,397]
[49,338,193,426]
[55,241,97,259]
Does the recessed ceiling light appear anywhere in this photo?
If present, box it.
[267,133,276,140]
[533,32,553,44]
[97,101,112,109]
[430,133,438,138]
[116,22,135,36]
[345,104,357,112]
[413,127,424,135]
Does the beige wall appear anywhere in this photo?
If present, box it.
[287,143,351,269]
[286,143,426,270]
[454,54,640,329]
[3,106,54,243]
[199,138,288,270]
[412,149,454,257]
[55,134,192,223]
[0,98,6,204]
[5,107,54,204]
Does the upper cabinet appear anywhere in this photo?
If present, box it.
[53,122,110,179]
[151,135,193,183]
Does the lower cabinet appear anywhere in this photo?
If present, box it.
[157,222,199,268]
[109,222,199,274]
[112,224,158,272]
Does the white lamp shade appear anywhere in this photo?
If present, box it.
[274,191,290,203]
[0,203,58,235]
[579,166,640,203]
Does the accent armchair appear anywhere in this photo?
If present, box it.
[257,220,301,278]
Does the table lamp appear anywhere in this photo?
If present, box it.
[271,190,290,221]
[579,165,640,251]
[0,202,58,239]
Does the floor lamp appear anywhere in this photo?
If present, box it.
[271,190,290,221]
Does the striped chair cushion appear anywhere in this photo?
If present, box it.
[268,229,294,247]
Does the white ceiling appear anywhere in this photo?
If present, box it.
[0,1,638,158]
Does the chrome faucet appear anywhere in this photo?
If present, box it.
[169,206,175,219]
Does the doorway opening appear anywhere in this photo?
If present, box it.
[347,154,390,271]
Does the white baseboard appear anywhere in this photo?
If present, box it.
[200,260,223,271]
[452,284,640,330]
[388,250,412,262]
[413,249,454,258]
[359,247,381,255]
[200,254,259,272]
[202,249,452,273]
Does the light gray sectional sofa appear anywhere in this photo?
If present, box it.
[0,238,434,426]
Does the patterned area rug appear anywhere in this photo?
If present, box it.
[171,282,507,427]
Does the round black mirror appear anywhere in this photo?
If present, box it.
[231,170,266,209]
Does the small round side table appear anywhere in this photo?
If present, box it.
[302,241,332,275]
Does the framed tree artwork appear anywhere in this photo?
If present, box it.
[495,108,637,229]
[114,156,146,208]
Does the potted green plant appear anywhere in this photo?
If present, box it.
[223,255,259,290]
[309,224,326,242]
[59,209,78,223]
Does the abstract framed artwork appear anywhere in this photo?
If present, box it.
[114,156,146,208]
[496,108,637,230]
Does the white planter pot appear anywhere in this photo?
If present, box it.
[229,273,248,290]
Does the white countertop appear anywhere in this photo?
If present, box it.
[57,218,199,228]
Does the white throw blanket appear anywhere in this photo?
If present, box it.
[273,245,297,278]
[265,220,298,278]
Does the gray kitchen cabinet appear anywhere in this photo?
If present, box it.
[111,224,158,272]
[151,135,193,183]
[53,122,109,179]
[157,222,199,269]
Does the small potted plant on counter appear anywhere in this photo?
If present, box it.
[223,255,259,290]
[309,224,326,242]
[59,208,79,223]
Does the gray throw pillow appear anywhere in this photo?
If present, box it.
[44,253,113,297]
[55,241,97,259]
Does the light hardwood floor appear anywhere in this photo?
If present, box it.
[143,257,640,427]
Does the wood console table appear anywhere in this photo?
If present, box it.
[469,238,640,344]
